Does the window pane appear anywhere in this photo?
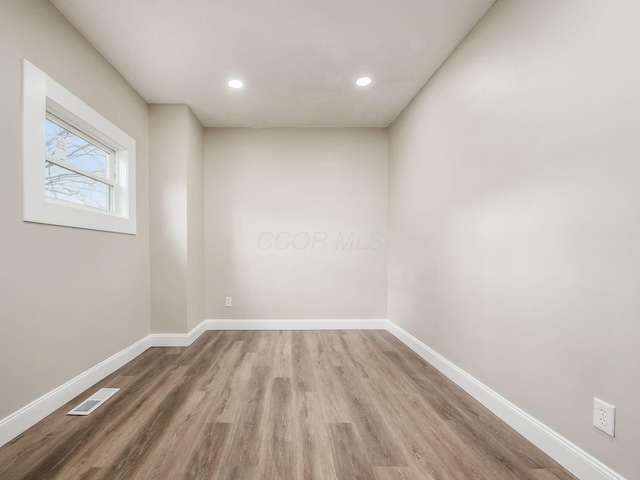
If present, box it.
[45,162,111,211]
[45,118,110,178]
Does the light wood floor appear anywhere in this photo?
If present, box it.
[0,330,576,480]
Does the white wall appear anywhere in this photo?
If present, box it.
[149,104,205,333]
[0,0,150,419]
[205,128,388,319]
[388,0,640,477]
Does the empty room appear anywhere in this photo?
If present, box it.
[0,0,638,479]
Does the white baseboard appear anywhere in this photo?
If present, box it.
[206,318,388,331]
[0,335,151,449]
[386,321,626,480]
[149,320,208,347]
[0,317,386,447]
[0,318,387,446]
[0,318,627,480]
[148,319,387,348]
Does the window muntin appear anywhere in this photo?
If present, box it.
[45,162,112,211]
[44,115,116,212]
[45,115,112,179]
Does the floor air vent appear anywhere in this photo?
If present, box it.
[67,388,120,416]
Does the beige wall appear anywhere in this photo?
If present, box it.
[186,109,206,331]
[0,0,150,419]
[2,2,636,476]
[388,0,640,477]
[205,128,388,319]
[149,104,205,333]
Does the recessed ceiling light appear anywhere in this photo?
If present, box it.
[356,76,372,87]
[228,79,243,89]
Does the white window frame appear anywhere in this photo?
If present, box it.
[22,59,137,234]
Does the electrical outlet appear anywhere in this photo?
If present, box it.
[225,296,232,307]
[593,398,615,437]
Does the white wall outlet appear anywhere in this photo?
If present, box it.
[225,296,232,307]
[593,398,615,437]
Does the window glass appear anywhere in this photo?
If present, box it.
[45,117,110,179]
[45,162,111,211]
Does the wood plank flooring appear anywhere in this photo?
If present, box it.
[0,331,577,480]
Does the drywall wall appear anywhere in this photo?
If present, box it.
[149,105,188,333]
[149,104,205,333]
[186,109,205,331]
[0,0,150,419]
[388,0,640,477]
[205,128,388,319]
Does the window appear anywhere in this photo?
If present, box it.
[22,59,136,234]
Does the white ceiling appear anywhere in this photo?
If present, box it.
[51,0,494,128]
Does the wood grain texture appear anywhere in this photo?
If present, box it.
[0,331,577,480]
